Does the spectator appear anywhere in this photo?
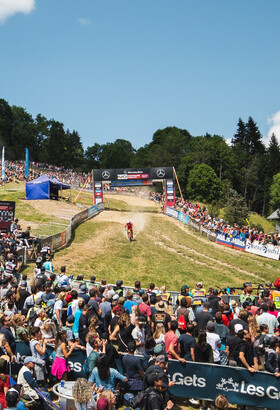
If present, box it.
[0,315,16,356]
[53,291,66,328]
[151,301,171,333]
[215,394,229,409]
[194,330,213,363]
[138,293,152,320]
[132,315,146,354]
[88,353,127,389]
[72,377,97,410]
[236,330,258,373]
[153,323,165,345]
[29,327,47,383]
[214,312,229,365]
[194,302,213,333]
[228,311,249,335]
[79,305,93,346]
[122,341,144,394]
[51,329,77,381]
[206,321,221,364]
[78,284,90,304]
[164,320,185,363]
[265,336,280,377]
[123,291,137,314]
[257,304,278,336]
[207,288,221,316]
[178,322,195,362]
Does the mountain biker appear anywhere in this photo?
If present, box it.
[125,220,134,239]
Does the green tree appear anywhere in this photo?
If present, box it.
[186,164,223,202]
[100,139,135,168]
[0,99,13,157]
[84,143,102,170]
[270,173,280,211]
[11,106,37,160]
[224,191,249,226]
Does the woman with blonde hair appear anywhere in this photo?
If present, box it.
[153,323,165,345]
[248,315,259,343]
[230,300,240,320]
[41,318,56,343]
[72,377,97,410]
[99,390,116,410]
[13,314,29,342]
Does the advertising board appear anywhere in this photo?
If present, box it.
[245,240,280,260]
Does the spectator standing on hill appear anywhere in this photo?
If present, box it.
[43,255,53,272]
[228,310,249,335]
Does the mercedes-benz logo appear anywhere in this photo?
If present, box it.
[102,171,110,179]
[156,168,165,178]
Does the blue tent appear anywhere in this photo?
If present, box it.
[26,175,70,200]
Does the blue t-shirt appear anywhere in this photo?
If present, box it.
[123,300,137,314]
[88,367,127,390]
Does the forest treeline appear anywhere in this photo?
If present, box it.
[1,98,280,216]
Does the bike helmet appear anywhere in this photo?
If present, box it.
[127,220,130,223]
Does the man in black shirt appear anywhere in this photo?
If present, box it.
[0,315,16,356]
[78,305,93,346]
[194,302,213,332]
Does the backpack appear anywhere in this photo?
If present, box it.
[254,334,266,355]
[47,298,57,318]
[83,351,99,377]
[132,388,160,409]
[274,277,280,289]
[178,313,187,330]
[28,307,38,328]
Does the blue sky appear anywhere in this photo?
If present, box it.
[1,0,280,150]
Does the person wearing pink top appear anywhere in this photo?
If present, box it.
[164,320,185,363]
[138,293,152,321]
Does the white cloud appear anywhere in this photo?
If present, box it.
[78,17,92,26]
[0,0,35,23]
[267,111,280,142]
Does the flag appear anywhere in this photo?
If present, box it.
[1,146,5,181]
[25,147,29,178]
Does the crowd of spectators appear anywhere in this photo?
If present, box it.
[0,235,279,410]
[173,198,280,247]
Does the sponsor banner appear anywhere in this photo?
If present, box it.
[13,343,280,408]
[216,233,246,251]
[245,240,280,260]
[71,209,88,228]
[166,207,179,219]
[0,200,15,232]
[61,230,66,247]
[167,360,280,409]
[188,217,201,233]
[52,232,62,250]
[201,226,217,242]
[177,211,189,225]
[93,167,174,182]
[25,147,29,178]
[98,202,105,211]
[88,204,98,217]
[66,225,71,243]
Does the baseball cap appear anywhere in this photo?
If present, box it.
[196,281,203,287]
[24,356,39,365]
[80,284,87,293]
[156,354,167,363]
[66,315,74,324]
[234,324,243,333]
[112,294,119,301]
[206,321,215,332]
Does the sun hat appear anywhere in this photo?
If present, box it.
[155,301,165,311]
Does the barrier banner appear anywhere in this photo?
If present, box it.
[88,204,98,217]
[201,226,217,242]
[167,360,280,409]
[177,211,189,225]
[165,207,179,219]
[52,231,62,250]
[245,240,280,260]
[216,233,246,251]
[188,217,201,233]
[71,208,88,228]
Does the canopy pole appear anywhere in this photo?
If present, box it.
[173,167,184,203]
[73,172,91,203]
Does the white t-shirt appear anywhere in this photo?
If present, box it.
[206,332,221,363]
[132,326,145,354]
[54,299,63,318]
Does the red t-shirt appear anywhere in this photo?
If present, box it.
[138,302,152,317]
